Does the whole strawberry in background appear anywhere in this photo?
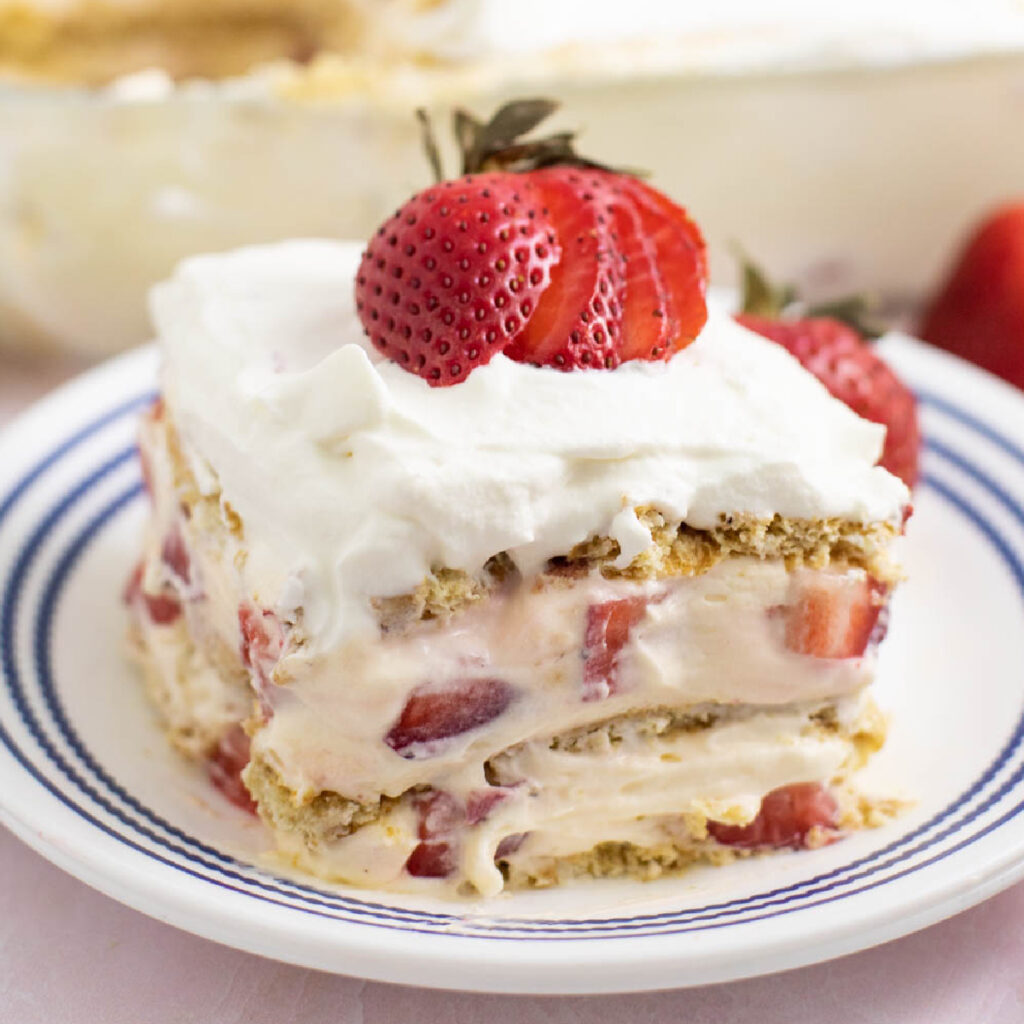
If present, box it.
[355,99,707,385]
[919,202,1024,388]
[734,261,921,488]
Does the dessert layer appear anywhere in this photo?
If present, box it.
[151,239,908,651]
[245,695,885,896]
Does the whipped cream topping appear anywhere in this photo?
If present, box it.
[151,239,908,645]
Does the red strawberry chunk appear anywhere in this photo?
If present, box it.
[123,561,182,625]
[385,677,514,758]
[783,573,887,659]
[495,833,527,859]
[504,168,625,370]
[405,841,458,878]
[581,596,648,701]
[143,592,183,626]
[406,789,463,879]
[238,604,284,688]
[465,787,512,825]
[161,526,191,584]
[356,173,559,385]
[707,783,839,850]
[416,790,463,839]
[207,724,257,815]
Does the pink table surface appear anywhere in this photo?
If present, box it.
[2,357,1023,1024]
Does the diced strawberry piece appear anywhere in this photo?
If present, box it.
[238,604,284,689]
[405,841,457,878]
[124,560,181,624]
[405,789,463,879]
[161,526,191,584]
[707,783,839,850]
[581,596,648,701]
[465,787,511,825]
[495,833,527,859]
[207,724,257,815]
[783,573,887,659]
[143,592,183,625]
[415,790,463,839]
[384,677,514,758]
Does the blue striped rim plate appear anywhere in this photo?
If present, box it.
[1,337,1023,994]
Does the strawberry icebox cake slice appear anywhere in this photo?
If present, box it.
[126,103,916,897]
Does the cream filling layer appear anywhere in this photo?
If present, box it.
[271,700,862,897]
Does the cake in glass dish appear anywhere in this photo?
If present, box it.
[126,106,914,897]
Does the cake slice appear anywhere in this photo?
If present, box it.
[127,108,912,897]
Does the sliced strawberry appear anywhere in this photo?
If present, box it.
[356,173,560,385]
[581,595,648,701]
[783,572,887,659]
[504,168,625,370]
[384,677,514,758]
[612,176,708,360]
[207,724,257,815]
[707,783,839,849]
[356,102,712,385]
[161,526,191,584]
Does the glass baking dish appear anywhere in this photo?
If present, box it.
[0,31,1022,356]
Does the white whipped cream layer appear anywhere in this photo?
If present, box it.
[151,238,908,644]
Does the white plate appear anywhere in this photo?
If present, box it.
[2,337,1024,994]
